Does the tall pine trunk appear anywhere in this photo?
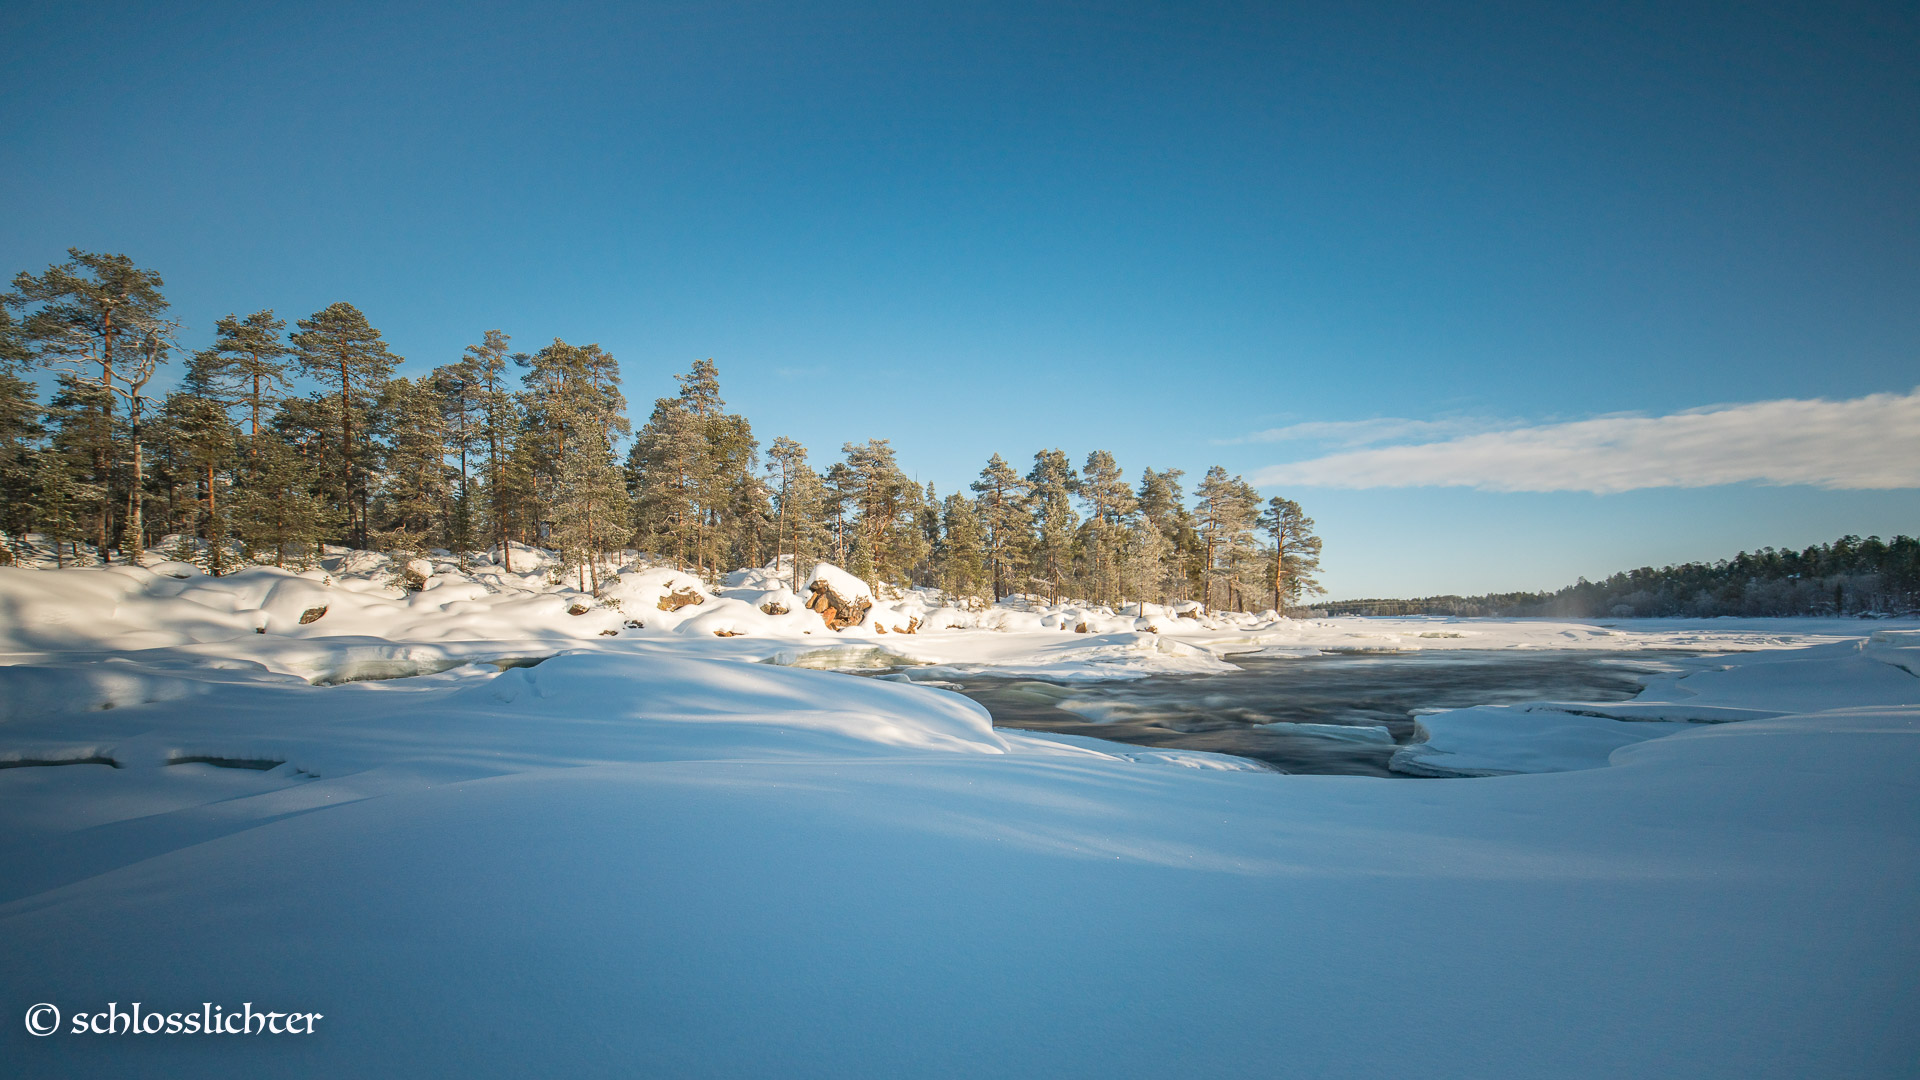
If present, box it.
[337,356,357,549]
[97,307,116,563]
[125,399,145,563]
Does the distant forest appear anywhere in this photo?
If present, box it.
[1328,534,1920,618]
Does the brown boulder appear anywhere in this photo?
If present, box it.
[658,587,705,612]
[806,579,871,631]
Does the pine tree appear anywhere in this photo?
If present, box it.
[1195,466,1262,611]
[43,374,118,563]
[937,493,988,599]
[0,305,41,561]
[839,439,919,584]
[429,362,482,559]
[1118,508,1176,608]
[1025,449,1079,603]
[11,251,172,560]
[455,330,523,569]
[627,393,703,564]
[766,436,804,573]
[32,447,92,567]
[970,454,1029,600]
[1129,467,1187,604]
[492,430,541,561]
[1075,450,1136,605]
[523,340,628,591]
[230,425,336,567]
[685,362,758,575]
[190,311,293,444]
[726,466,774,573]
[291,302,401,548]
[374,375,453,551]
[1259,496,1324,611]
[154,378,239,573]
[766,437,829,580]
[627,360,756,576]
[827,462,857,567]
[912,481,941,587]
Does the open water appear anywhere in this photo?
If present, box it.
[916,650,1690,776]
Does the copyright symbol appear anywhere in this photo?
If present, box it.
[25,1003,60,1036]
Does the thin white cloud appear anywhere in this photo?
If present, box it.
[1232,416,1503,447]
[1254,389,1920,494]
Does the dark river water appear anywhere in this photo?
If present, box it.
[897,651,1689,777]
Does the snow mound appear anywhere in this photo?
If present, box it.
[468,651,1010,755]
[803,563,874,605]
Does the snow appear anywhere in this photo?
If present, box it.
[1390,637,1920,777]
[2,552,1918,1077]
[1392,706,1697,776]
[803,560,875,605]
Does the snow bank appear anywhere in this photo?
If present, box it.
[1391,706,1695,776]
[1389,636,1920,776]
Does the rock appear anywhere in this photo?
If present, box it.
[658,587,705,612]
[567,603,591,616]
[713,629,742,637]
[401,558,433,591]
[299,606,329,625]
[599,629,619,637]
[759,601,789,616]
[1074,622,1090,633]
[622,619,645,629]
[806,579,871,631]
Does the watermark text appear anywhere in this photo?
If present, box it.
[25,1002,322,1037]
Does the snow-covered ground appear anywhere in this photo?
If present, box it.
[2,550,1916,1077]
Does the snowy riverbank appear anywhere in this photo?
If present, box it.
[2,553,1916,1077]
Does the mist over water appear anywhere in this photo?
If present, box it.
[932,651,1685,776]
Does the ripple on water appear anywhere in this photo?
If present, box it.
[923,650,1691,777]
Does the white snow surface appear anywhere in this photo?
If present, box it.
[2,551,1918,1077]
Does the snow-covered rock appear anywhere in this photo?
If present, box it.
[803,562,874,629]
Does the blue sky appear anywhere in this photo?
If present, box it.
[4,1,1916,597]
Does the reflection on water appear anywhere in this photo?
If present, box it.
[926,651,1686,777]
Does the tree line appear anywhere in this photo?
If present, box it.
[0,250,1324,611]
[1327,534,1920,618]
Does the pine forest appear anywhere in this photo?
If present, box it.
[0,250,1326,612]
